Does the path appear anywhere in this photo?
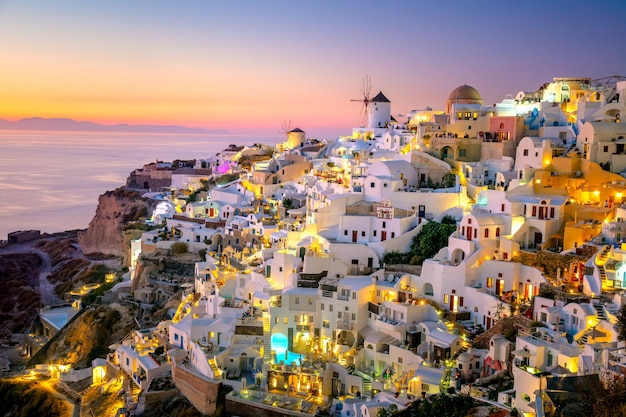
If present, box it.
[0,242,62,306]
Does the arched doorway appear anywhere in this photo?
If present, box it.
[441,146,453,160]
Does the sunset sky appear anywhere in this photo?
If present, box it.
[1,0,625,138]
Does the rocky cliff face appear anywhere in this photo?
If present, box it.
[78,188,151,259]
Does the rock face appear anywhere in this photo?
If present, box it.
[78,188,150,259]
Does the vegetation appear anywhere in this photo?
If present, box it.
[171,242,189,255]
[86,309,122,365]
[618,304,626,342]
[0,380,70,417]
[394,393,476,417]
[81,280,116,306]
[216,173,239,185]
[198,249,207,262]
[382,216,457,265]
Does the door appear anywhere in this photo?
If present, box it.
[496,279,504,296]
[418,205,426,218]
[466,227,472,240]
[381,231,387,241]
[352,231,357,243]
[449,295,459,312]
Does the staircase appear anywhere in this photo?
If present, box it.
[362,379,372,398]
[208,357,221,378]
[577,330,590,346]
[597,246,610,263]
[598,265,608,281]
[592,301,608,321]
[260,313,272,389]
[352,369,372,398]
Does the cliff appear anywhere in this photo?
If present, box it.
[78,188,151,260]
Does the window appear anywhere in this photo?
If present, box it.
[604,145,609,153]
[283,317,288,324]
[484,229,489,238]
[382,222,386,228]
[383,183,388,188]
[398,357,403,364]
[523,149,529,156]
[501,204,505,212]
[322,320,329,328]
[175,334,179,341]
[487,278,494,288]
[344,230,348,236]
[443,294,449,304]
[329,305,333,312]
[361,231,366,237]
[321,303,324,310]
[459,149,467,157]
[352,293,356,299]
[309,297,313,305]
[373,230,377,237]
[279,266,283,272]
[295,297,299,304]
[496,227,500,237]
[391,232,395,238]
[210,331,215,337]
[352,313,356,320]
[370,182,375,188]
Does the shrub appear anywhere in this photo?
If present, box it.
[171,242,189,255]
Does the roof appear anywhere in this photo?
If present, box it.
[448,84,482,101]
[371,91,390,103]
[468,213,505,226]
[365,331,396,344]
[429,327,461,345]
[413,365,446,385]
[506,194,568,205]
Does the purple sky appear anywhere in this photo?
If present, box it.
[0,0,624,138]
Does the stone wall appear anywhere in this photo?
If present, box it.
[172,361,221,415]
[473,315,533,349]
[225,395,303,417]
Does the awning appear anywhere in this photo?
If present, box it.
[512,349,531,358]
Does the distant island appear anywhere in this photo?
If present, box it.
[0,117,229,134]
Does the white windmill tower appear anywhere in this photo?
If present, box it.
[279,120,305,150]
[368,91,391,129]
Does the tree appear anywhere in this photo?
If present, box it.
[408,220,456,265]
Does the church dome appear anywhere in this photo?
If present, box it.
[448,84,482,101]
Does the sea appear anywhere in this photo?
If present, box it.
[0,130,274,240]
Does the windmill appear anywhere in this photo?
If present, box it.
[351,75,372,127]
[277,119,292,146]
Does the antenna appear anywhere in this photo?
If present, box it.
[351,75,372,127]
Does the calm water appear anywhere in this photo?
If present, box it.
[0,130,272,240]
